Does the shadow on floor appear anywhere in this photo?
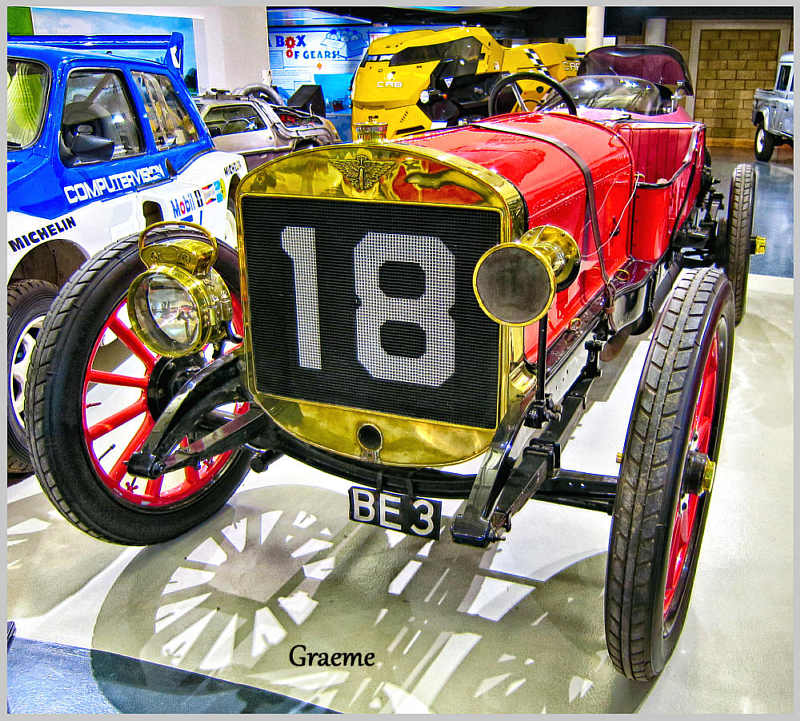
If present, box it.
[7,636,334,714]
[88,483,654,713]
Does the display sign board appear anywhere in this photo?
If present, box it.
[269,23,451,111]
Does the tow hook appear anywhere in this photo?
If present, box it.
[751,235,767,255]
[684,450,716,495]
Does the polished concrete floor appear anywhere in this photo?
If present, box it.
[6,148,794,713]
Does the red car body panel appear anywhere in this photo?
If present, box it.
[399,110,704,362]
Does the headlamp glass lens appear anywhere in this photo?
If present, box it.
[147,275,200,346]
[475,246,552,325]
[132,273,201,353]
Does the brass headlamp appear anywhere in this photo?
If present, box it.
[127,221,233,357]
[473,225,580,326]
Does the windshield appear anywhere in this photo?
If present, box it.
[540,75,664,115]
[7,59,49,149]
[363,37,483,68]
[579,45,692,91]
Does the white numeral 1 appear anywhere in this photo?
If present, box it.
[281,226,322,369]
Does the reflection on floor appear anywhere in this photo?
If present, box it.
[7,149,794,714]
[8,637,334,714]
[712,145,793,277]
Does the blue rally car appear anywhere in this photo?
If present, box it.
[7,34,247,474]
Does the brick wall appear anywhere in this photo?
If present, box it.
[694,29,780,145]
[666,20,691,60]
[529,21,787,147]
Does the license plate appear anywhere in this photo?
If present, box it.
[348,486,442,539]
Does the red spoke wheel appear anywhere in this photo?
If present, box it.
[604,267,734,681]
[25,235,253,545]
[662,334,717,619]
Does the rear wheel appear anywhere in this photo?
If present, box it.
[604,267,734,681]
[754,123,775,161]
[724,164,755,324]
[7,279,58,474]
[25,235,252,545]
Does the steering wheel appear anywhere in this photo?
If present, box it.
[488,71,577,117]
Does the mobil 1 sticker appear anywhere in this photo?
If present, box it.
[348,486,442,539]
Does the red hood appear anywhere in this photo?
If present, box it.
[398,110,636,360]
[398,111,633,236]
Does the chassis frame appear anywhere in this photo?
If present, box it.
[126,239,705,548]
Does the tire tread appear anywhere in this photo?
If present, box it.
[725,164,754,324]
[8,279,60,473]
[25,237,142,540]
[604,267,731,680]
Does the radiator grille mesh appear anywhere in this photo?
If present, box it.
[241,195,501,429]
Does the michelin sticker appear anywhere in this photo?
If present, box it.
[9,215,78,253]
[63,165,166,204]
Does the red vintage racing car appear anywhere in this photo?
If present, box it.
[26,46,763,681]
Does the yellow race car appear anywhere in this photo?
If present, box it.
[351,26,578,138]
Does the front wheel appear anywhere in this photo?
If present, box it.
[25,235,252,545]
[754,123,775,161]
[604,267,734,680]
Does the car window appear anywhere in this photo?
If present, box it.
[776,64,791,91]
[361,53,394,65]
[203,104,266,136]
[7,59,49,149]
[390,41,451,66]
[60,69,143,164]
[132,71,200,150]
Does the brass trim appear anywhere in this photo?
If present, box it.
[472,224,580,327]
[138,220,218,271]
[331,154,395,191]
[701,458,716,495]
[236,142,528,466]
[127,264,232,358]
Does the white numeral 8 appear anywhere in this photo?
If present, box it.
[354,232,454,387]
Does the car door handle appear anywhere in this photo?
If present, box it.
[165,158,177,177]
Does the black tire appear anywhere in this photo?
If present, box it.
[7,279,58,474]
[604,267,734,681]
[25,234,252,545]
[724,163,755,325]
[754,123,775,162]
